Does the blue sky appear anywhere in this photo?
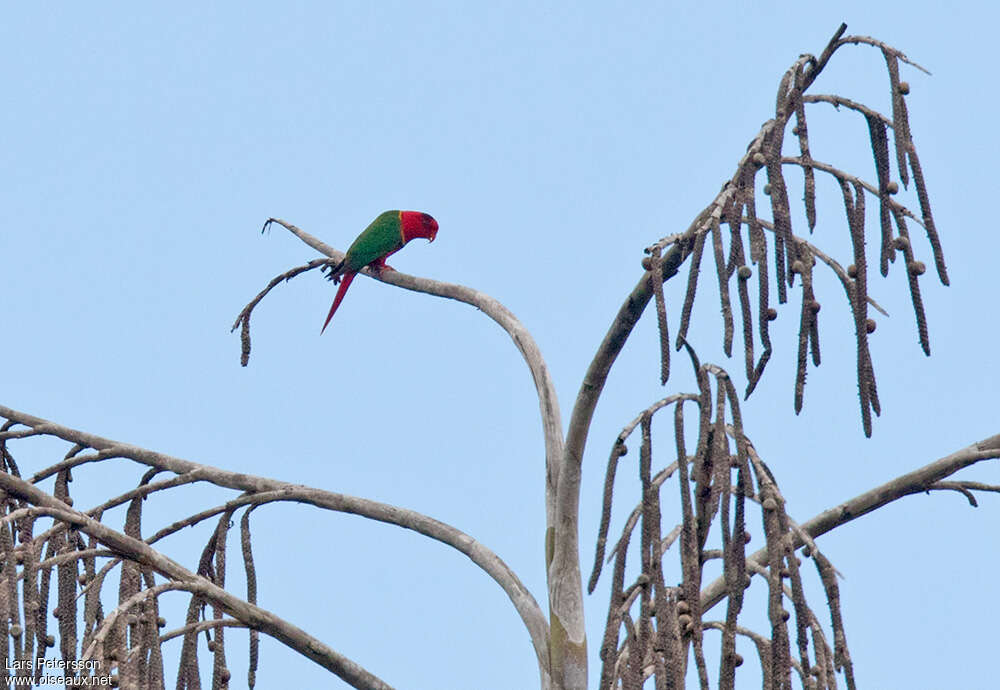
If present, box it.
[3,3,998,688]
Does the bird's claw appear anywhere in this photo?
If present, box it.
[321,260,344,283]
[370,260,395,275]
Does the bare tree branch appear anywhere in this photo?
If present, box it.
[238,218,564,546]
[234,217,565,686]
[0,404,551,686]
[700,433,1000,613]
[0,472,395,690]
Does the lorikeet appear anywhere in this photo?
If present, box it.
[320,210,439,333]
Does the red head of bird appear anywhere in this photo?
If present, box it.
[400,211,438,244]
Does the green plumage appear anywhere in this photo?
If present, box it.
[320,209,438,333]
[340,210,404,273]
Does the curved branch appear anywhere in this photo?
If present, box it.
[743,217,890,317]
[159,617,248,645]
[0,473,394,690]
[237,217,563,683]
[0,405,551,681]
[926,480,1000,507]
[803,94,892,124]
[244,219,563,545]
[836,34,932,74]
[28,448,123,484]
[800,236,890,317]
[84,485,553,678]
[780,156,926,229]
[85,582,199,660]
[700,432,1000,613]
[589,394,698,591]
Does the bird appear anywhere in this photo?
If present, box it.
[320,210,438,333]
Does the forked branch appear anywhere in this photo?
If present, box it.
[0,405,550,688]
[699,432,1000,613]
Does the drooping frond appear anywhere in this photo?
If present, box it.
[641,23,947,436]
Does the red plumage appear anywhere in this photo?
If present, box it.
[320,272,357,334]
[320,210,438,334]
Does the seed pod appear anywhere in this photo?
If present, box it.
[808,300,821,314]
[763,183,772,195]
[899,81,910,95]
[887,181,899,195]
[866,319,877,334]
[737,265,752,280]
[766,308,778,321]
[908,261,926,276]
[847,264,857,278]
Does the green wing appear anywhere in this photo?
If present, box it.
[343,211,405,272]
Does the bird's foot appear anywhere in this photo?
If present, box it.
[370,259,396,275]
[322,259,345,283]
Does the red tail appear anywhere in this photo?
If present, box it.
[320,272,356,334]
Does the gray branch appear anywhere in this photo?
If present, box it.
[0,404,550,687]
[700,432,1000,613]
